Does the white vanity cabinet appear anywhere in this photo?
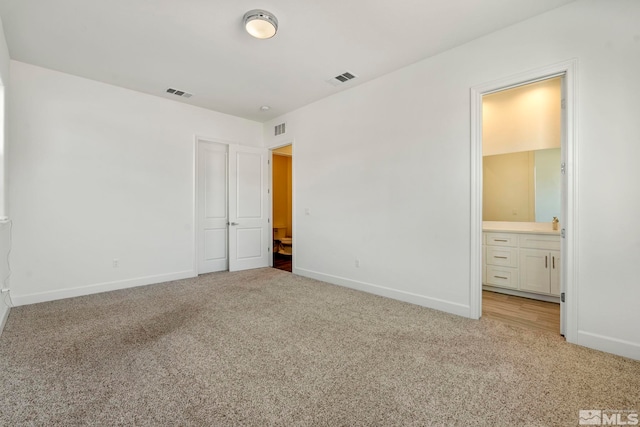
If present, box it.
[483,230,561,300]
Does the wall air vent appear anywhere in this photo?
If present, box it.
[274,123,286,136]
[327,71,358,86]
[166,88,193,98]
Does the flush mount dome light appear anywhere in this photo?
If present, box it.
[243,9,278,39]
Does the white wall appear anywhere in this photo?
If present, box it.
[0,16,11,335]
[9,61,262,304]
[264,0,640,360]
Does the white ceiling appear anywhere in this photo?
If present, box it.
[0,0,576,122]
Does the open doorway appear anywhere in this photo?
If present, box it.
[471,60,578,343]
[480,76,564,335]
[271,144,292,272]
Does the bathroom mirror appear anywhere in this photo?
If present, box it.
[483,147,560,222]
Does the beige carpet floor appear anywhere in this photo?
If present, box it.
[0,268,638,426]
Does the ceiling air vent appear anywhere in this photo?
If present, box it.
[274,123,286,136]
[166,88,193,98]
[327,71,358,86]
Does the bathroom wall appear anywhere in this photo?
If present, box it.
[483,151,535,222]
[483,77,561,157]
[484,149,561,223]
[272,154,292,237]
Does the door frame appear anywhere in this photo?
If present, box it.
[469,59,578,343]
[268,141,295,270]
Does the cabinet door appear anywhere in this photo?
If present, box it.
[550,250,561,296]
[519,249,551,294]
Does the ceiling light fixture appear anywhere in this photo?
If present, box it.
[243,9,278,39]
[260,105,271,111]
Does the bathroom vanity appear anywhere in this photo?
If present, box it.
[482,222,561,303]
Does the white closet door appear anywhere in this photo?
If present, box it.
[197,141,228,273]
[228,144,270,271]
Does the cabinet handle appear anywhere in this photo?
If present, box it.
[494,275,508,280]
[545,255,548,268]
[552,256,555,269]
[494,239,508,242]
[494,256,508,259]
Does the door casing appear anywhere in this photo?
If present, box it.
[269,141,295,271]
[469,59,578,343]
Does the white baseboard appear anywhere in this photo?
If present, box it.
[294,267,470,318]
[578,331,640,361]
[11,270,197,306]
[0,300,9,337]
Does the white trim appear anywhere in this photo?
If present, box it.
[295,267,471,317]
[193,137,199,275]
[578,331,640,361]
[11,270,196,306]
[268,150,273,267]
[268,140,295,270]
[470,59,579,342]
[292,143,296,271]
[0,302,9,336]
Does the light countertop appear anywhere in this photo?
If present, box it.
[483,221,560,235]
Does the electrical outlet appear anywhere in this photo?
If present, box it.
[112,259,119,268]
[355,258,360,268]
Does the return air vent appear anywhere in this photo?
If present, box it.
[166,88,193,98]
[327,71,358,86]
[274,123,286,136]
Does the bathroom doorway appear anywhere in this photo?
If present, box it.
[478,74,566,336]
[271,144,293,272]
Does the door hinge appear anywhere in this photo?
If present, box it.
[561,162,566,175]
[561,99,566,109]
[561,292,565,303]
[561,228,566,238]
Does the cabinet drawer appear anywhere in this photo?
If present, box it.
[486,246,518,268]
[519,234,560,250]
[486,265,518,289]
[485,233,518,247]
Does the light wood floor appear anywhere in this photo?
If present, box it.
[482,290,560,334]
